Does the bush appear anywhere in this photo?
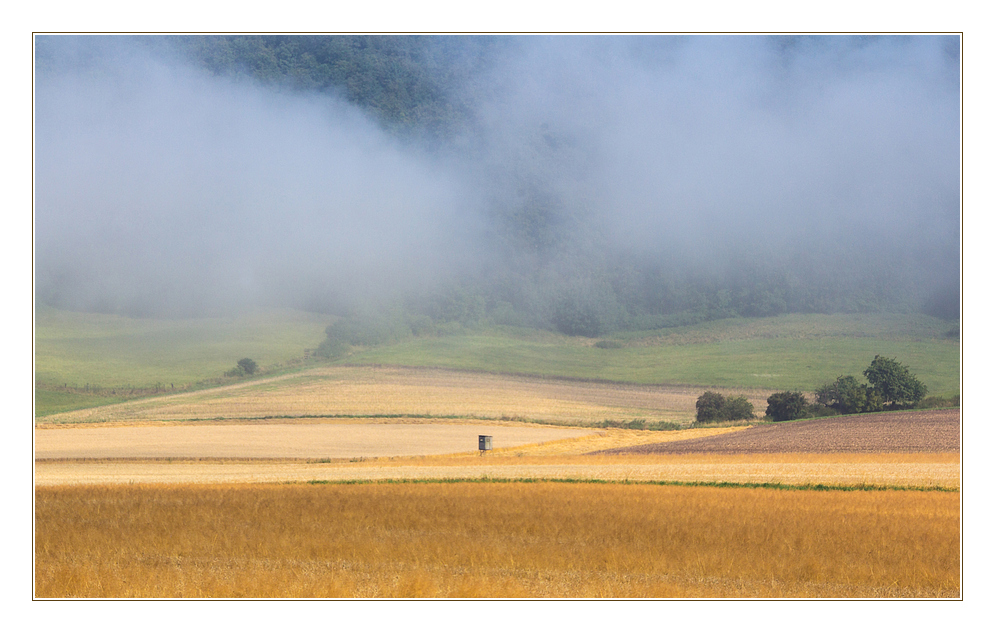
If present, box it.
[237,358,258,375]
[696,391,727,424]
[815,375,880,415]
[803,403,839,418]
[765,391,808,422]
[225,357,258,378]
[722,396,755,421]
[695,391,755,425]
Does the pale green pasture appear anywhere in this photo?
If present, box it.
[35,306,328,387]
[342,314,960,396]
[35,309,959,419]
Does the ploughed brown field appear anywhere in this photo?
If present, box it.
[598,409,960,455]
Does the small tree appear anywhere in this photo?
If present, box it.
[766,391,808,422]
[722,396,755,421]
[237,358,258,376]
[863,355,927,408]
[696,391,726,424]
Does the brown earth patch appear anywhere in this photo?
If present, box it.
[598,409,960,455]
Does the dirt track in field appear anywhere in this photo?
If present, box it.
[598,409,960,455]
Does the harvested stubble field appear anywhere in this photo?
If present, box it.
[601,409,960,455]
[34,482,960,598]
[33,455,960,488]
[36,366,770,427]
[33,421,595,460]
[34,406,959,488]
[34,448,959,489]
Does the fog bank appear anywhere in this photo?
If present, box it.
[34,35,960,322]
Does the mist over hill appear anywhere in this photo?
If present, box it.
[34,34,960,332]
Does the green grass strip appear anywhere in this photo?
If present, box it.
[300,477,958,493]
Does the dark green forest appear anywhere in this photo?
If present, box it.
[169,35,487,140]
[35,35,961,339]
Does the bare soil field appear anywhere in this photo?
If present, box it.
[600,409,960,455]
[36,366,770,426]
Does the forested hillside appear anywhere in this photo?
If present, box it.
[170,35,491,139]
[35,35,961,336]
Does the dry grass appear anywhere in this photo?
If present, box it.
[34,482,960,598]
[33,421,598,460]
[34,418,957,488]
[33,453,959,488]
[37,366,769,426]
[34,421,739,458]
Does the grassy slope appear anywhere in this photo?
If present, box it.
[35,310,959,417]
[341,313,960,396]
[35,306,329,416]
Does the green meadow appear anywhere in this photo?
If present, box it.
[342,313,960,396]
[35,307,959,418]
[34,306,329,415]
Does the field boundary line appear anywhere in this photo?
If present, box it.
[333,362,718,390]
[300,477,959,493]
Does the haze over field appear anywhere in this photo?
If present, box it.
[34,35,960,327]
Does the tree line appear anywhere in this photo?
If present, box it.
[696,356,929,425]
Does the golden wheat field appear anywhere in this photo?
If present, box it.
[37,366,769,426]
[34,366,960,599]
[34,482,960,599]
